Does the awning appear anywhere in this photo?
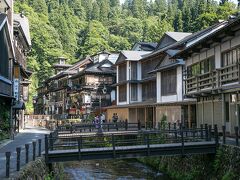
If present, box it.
[13,101,25,110]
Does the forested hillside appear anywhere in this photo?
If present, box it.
[14,0,239,112]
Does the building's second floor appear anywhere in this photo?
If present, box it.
[174,17,240,96]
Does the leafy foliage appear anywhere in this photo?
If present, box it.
[14,0,239,113]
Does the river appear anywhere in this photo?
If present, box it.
[64,159,170,180]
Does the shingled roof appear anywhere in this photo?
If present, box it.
[13,14,31,48]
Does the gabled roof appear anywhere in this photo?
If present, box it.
[132,42,158,51]
[116,50,151,65]
[165,32,192,42]
[174,17,240,58]
[142,20,228,61]
[13,14,31,48]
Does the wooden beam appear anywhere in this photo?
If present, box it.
[224,30,235,37]
[201,43,210,49]
[212,37,221,43]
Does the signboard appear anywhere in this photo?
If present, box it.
[83,95,91,104]
[13,79,20,100]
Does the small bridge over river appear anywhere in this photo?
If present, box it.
[43,122,219,164]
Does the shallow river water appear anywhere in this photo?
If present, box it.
[64,159,170,180]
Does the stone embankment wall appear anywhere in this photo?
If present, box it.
[13,158,65,180]
[139,145,240,180]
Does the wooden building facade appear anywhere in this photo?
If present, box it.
[175,17,240,134]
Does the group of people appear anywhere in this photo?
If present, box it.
[93,113,105,129]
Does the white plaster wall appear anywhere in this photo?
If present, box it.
[200,51,207,61]
[231,35,240,48]
[137,62,141,80]
[161,95,178,102]
[186,57,193,66]
[127,83,130,104]
[156,72,161,103]
[215,45,221,68]
[111,90,116,102]
[116,86,119,105]
[177,66,183,101]
[126,61,130,81]
[207,48,214,57]
[221,41,231,52]
[192,55,199,64]
[116,66,119,83]
[138,83,142,102]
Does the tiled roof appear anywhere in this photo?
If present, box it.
[121,50,151,61]
[165,32,192,42]
[13,14,31,47]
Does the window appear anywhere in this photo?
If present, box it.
[119,85,126,102]
[161,68,177,96]
[142,81,156,101]
[142,59,158,79]
[222,47,240,66]
[118,63,126,82]
[187,57,215,77]
[131,62,138,80]
[131,84,138,101]
[200,57,215,74]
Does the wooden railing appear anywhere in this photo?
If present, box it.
[219,63,239,86]
[185,63,240,94]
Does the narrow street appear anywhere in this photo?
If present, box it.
[0,126,50,179]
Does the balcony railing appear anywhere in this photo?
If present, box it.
[185,63,240,94]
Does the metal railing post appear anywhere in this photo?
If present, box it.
[49,133,53,151]
[181,126,184,156]
[25,144,29,163]
[138,120,141,130]
[147,133,150,156]
[16,147,21,171]
[112,134,116,158]
[174,123,177,139]
[5,152,11,178]
[222,126,226,144]
[208,125,212,141]
[235,126,239,146]
[45,135,49,163]
[77,138,81,161]
[125,119,128,131]
[200,124,203,139]
[205,124,208,141]
[32,141,36,161]
[214,124,219,145]
[38,139,42,156]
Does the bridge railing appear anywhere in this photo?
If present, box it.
[56,120,141,134]
[45,126,219,152]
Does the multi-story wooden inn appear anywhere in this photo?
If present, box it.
[107,32,198,128]
[174,16,240,134]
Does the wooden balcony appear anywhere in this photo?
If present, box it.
[219,63,239,86]
[185,63,240,95]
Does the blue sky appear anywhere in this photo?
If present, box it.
[119,0,238,4]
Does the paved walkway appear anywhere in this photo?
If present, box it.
[0,126,50,179]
